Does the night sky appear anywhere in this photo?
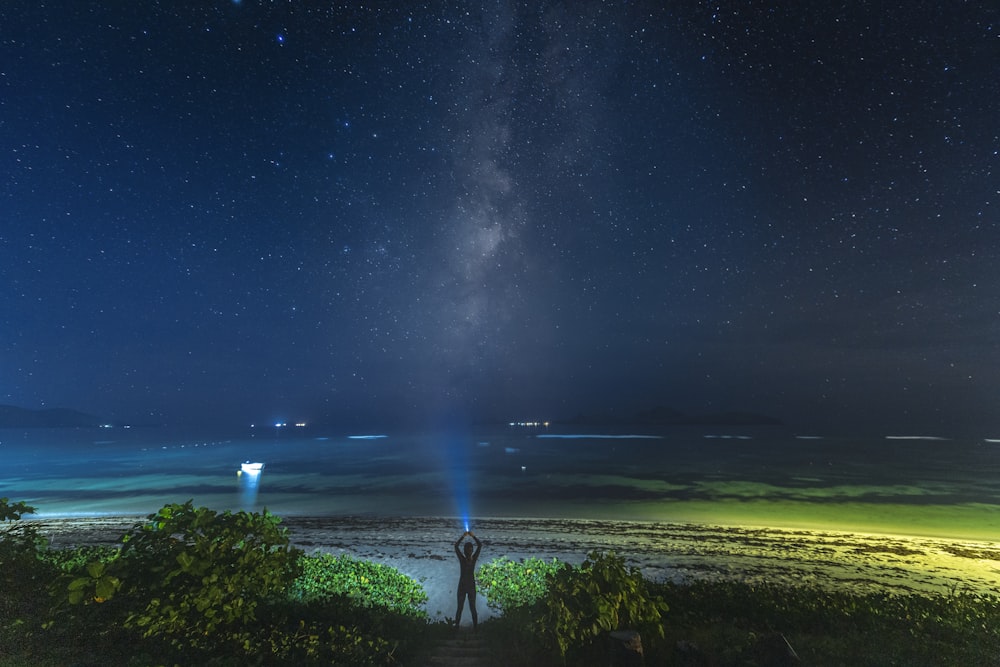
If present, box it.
[2,2,997,434]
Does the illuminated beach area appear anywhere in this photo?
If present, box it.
[7,425,996,623]
[32,514,1000,623]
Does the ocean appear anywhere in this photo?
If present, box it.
[2,424,998,540]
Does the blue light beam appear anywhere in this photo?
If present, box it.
[444,433,472,532]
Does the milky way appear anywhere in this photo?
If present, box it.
[1,2,997,432]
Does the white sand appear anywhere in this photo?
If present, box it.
[31,515,1000,625]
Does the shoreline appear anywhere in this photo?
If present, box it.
[27,515,1000,623]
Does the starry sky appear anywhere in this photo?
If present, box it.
[2,2,998,434]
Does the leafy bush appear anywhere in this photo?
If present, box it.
[532,551,668,664]
[6,500,434,665]
[291,552,429,618]
[478,556,564,612]
[41,543,119,573]
[238,608,397,667]
[77,501,303,655]
[0,497,46,563]
[0,498,55,655]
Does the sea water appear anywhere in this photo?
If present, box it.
[2,425,998,539]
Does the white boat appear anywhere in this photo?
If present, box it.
[241,461,264,473]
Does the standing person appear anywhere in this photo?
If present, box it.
[453,529,483,630]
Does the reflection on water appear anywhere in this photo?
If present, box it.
[237,466,261,510]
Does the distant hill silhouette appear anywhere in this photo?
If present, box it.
[0,405,104,428]
[567,406,783,427]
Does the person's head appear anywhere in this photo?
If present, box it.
[463,541,474,557]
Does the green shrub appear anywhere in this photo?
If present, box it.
[478,556,564,612]
[290,552,429,619]
[651,580,1000,666]
[255,618,394,666]
[533,551,668,664]
[80,501,303,654]
[8,501,435,665]
[41,544,119,573]
[0,498,46,562]
[0,498,55,653]
[272,553,433,665]
[51,504,428,665]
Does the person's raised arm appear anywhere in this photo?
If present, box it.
[454,531,467,557]
[470,531,483,559]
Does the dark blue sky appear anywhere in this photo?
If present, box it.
[2,2,997,433]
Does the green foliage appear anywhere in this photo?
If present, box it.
[45,502,432,665]
[652,580,1000,666]
[40,543,116,569]
[16,497,996,666]
[291,552,429,618]
[0,497,45,558]
[0,497,36,523]
[40,543,120,583]
[5,500,436,665]
[477,556,564,612]
[67,559,122,604]
[0,498,56,656]
[532,551,668,664]
[102,501,303,652]
[250,618,395,666]
[255,553,432,665]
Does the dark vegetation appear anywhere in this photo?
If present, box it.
[2,498,998,666]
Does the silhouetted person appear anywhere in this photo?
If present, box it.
[453,529,482,629]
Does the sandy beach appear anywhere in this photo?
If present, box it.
[31,515,1000,624]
